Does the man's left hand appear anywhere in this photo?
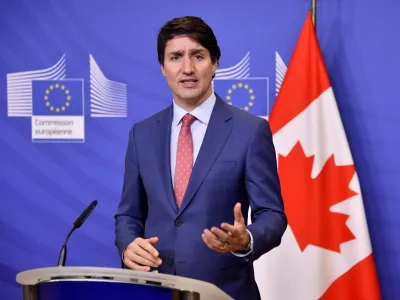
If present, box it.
[202,202,250,253]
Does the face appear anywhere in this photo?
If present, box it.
[161,35,218,108]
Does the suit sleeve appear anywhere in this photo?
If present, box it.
[114,124,148,258]
[245,118,287,261]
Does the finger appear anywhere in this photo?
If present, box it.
[128,242,161,265]
[146,237,159,246]
[212,226,245,251]
[234,202,245,224]
[136,237,159,257]
[124,258,151,271]
[202,233,225,253]
[220,222,241,237]
[132,245,162,265]
[129,251,160,268]
[211,227,234,244]
[202,233,215,250]
[204,229,225,249]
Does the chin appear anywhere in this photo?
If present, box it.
[178,90,205,102]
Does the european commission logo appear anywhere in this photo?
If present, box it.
[31,79,84,142]
[213,52,269,119]
[213,51,289,119]
[6,54,127,143]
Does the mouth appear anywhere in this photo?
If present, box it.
[180,79,198,88]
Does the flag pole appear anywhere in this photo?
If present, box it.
[311,0,317,27]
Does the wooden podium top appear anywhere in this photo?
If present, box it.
[16,266,233,300]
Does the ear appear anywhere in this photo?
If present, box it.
[161,64,166,77]
[212,60,218,74]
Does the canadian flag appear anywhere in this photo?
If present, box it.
[254,12,382,299]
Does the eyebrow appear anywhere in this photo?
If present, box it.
[168,49,206,56]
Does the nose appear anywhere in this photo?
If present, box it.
[182,56,194,75]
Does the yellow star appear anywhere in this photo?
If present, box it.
[226,95,231,100]
[249,102,253,107]
[50,85,54,90]
[250,95,255,100]
[56,108,60,113]
[248,89,253,94]
[244,84,249,89]
[50,106,54,111]
[232,84,237,89]
[238,83,243,88]
[228,89,232,94]
[61,85,65,90]
[55,83,59,88]
[65,90,70,95]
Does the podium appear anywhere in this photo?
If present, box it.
[16,266,233,300]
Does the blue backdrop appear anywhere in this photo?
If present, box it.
[1,0,399,299]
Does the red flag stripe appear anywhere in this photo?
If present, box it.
[320,254,382,300]
[269,12,331,135]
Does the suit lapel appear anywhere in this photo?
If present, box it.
[154,105,179,214]
[177,98,233,216]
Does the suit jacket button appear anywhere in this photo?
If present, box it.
[174,219,182,227]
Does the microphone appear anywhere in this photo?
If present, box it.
[57,200,98,267]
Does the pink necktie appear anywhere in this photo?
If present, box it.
[174,113,197,208]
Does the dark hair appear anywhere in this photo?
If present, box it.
[157,16,221,66]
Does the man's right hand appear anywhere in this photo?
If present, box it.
[123,237,162,271]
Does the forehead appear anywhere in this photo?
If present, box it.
[164,35,207,53]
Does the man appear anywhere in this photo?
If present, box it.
[114,16,287,300]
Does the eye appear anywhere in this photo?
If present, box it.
[194,55,203,60]
[171,55,181,61]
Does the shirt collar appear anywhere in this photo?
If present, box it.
[172,92,216,128]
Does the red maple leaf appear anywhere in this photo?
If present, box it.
[278,141,357,252]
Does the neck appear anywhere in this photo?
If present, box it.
[174,88,213,112]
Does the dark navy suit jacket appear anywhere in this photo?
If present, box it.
[115,95,287,300]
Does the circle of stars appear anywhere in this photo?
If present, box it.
[225,82,255,111]
[44,83,71,113]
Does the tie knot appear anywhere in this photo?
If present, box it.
[181,114,196,127]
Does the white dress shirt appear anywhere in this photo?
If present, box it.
[170,93,216,186]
